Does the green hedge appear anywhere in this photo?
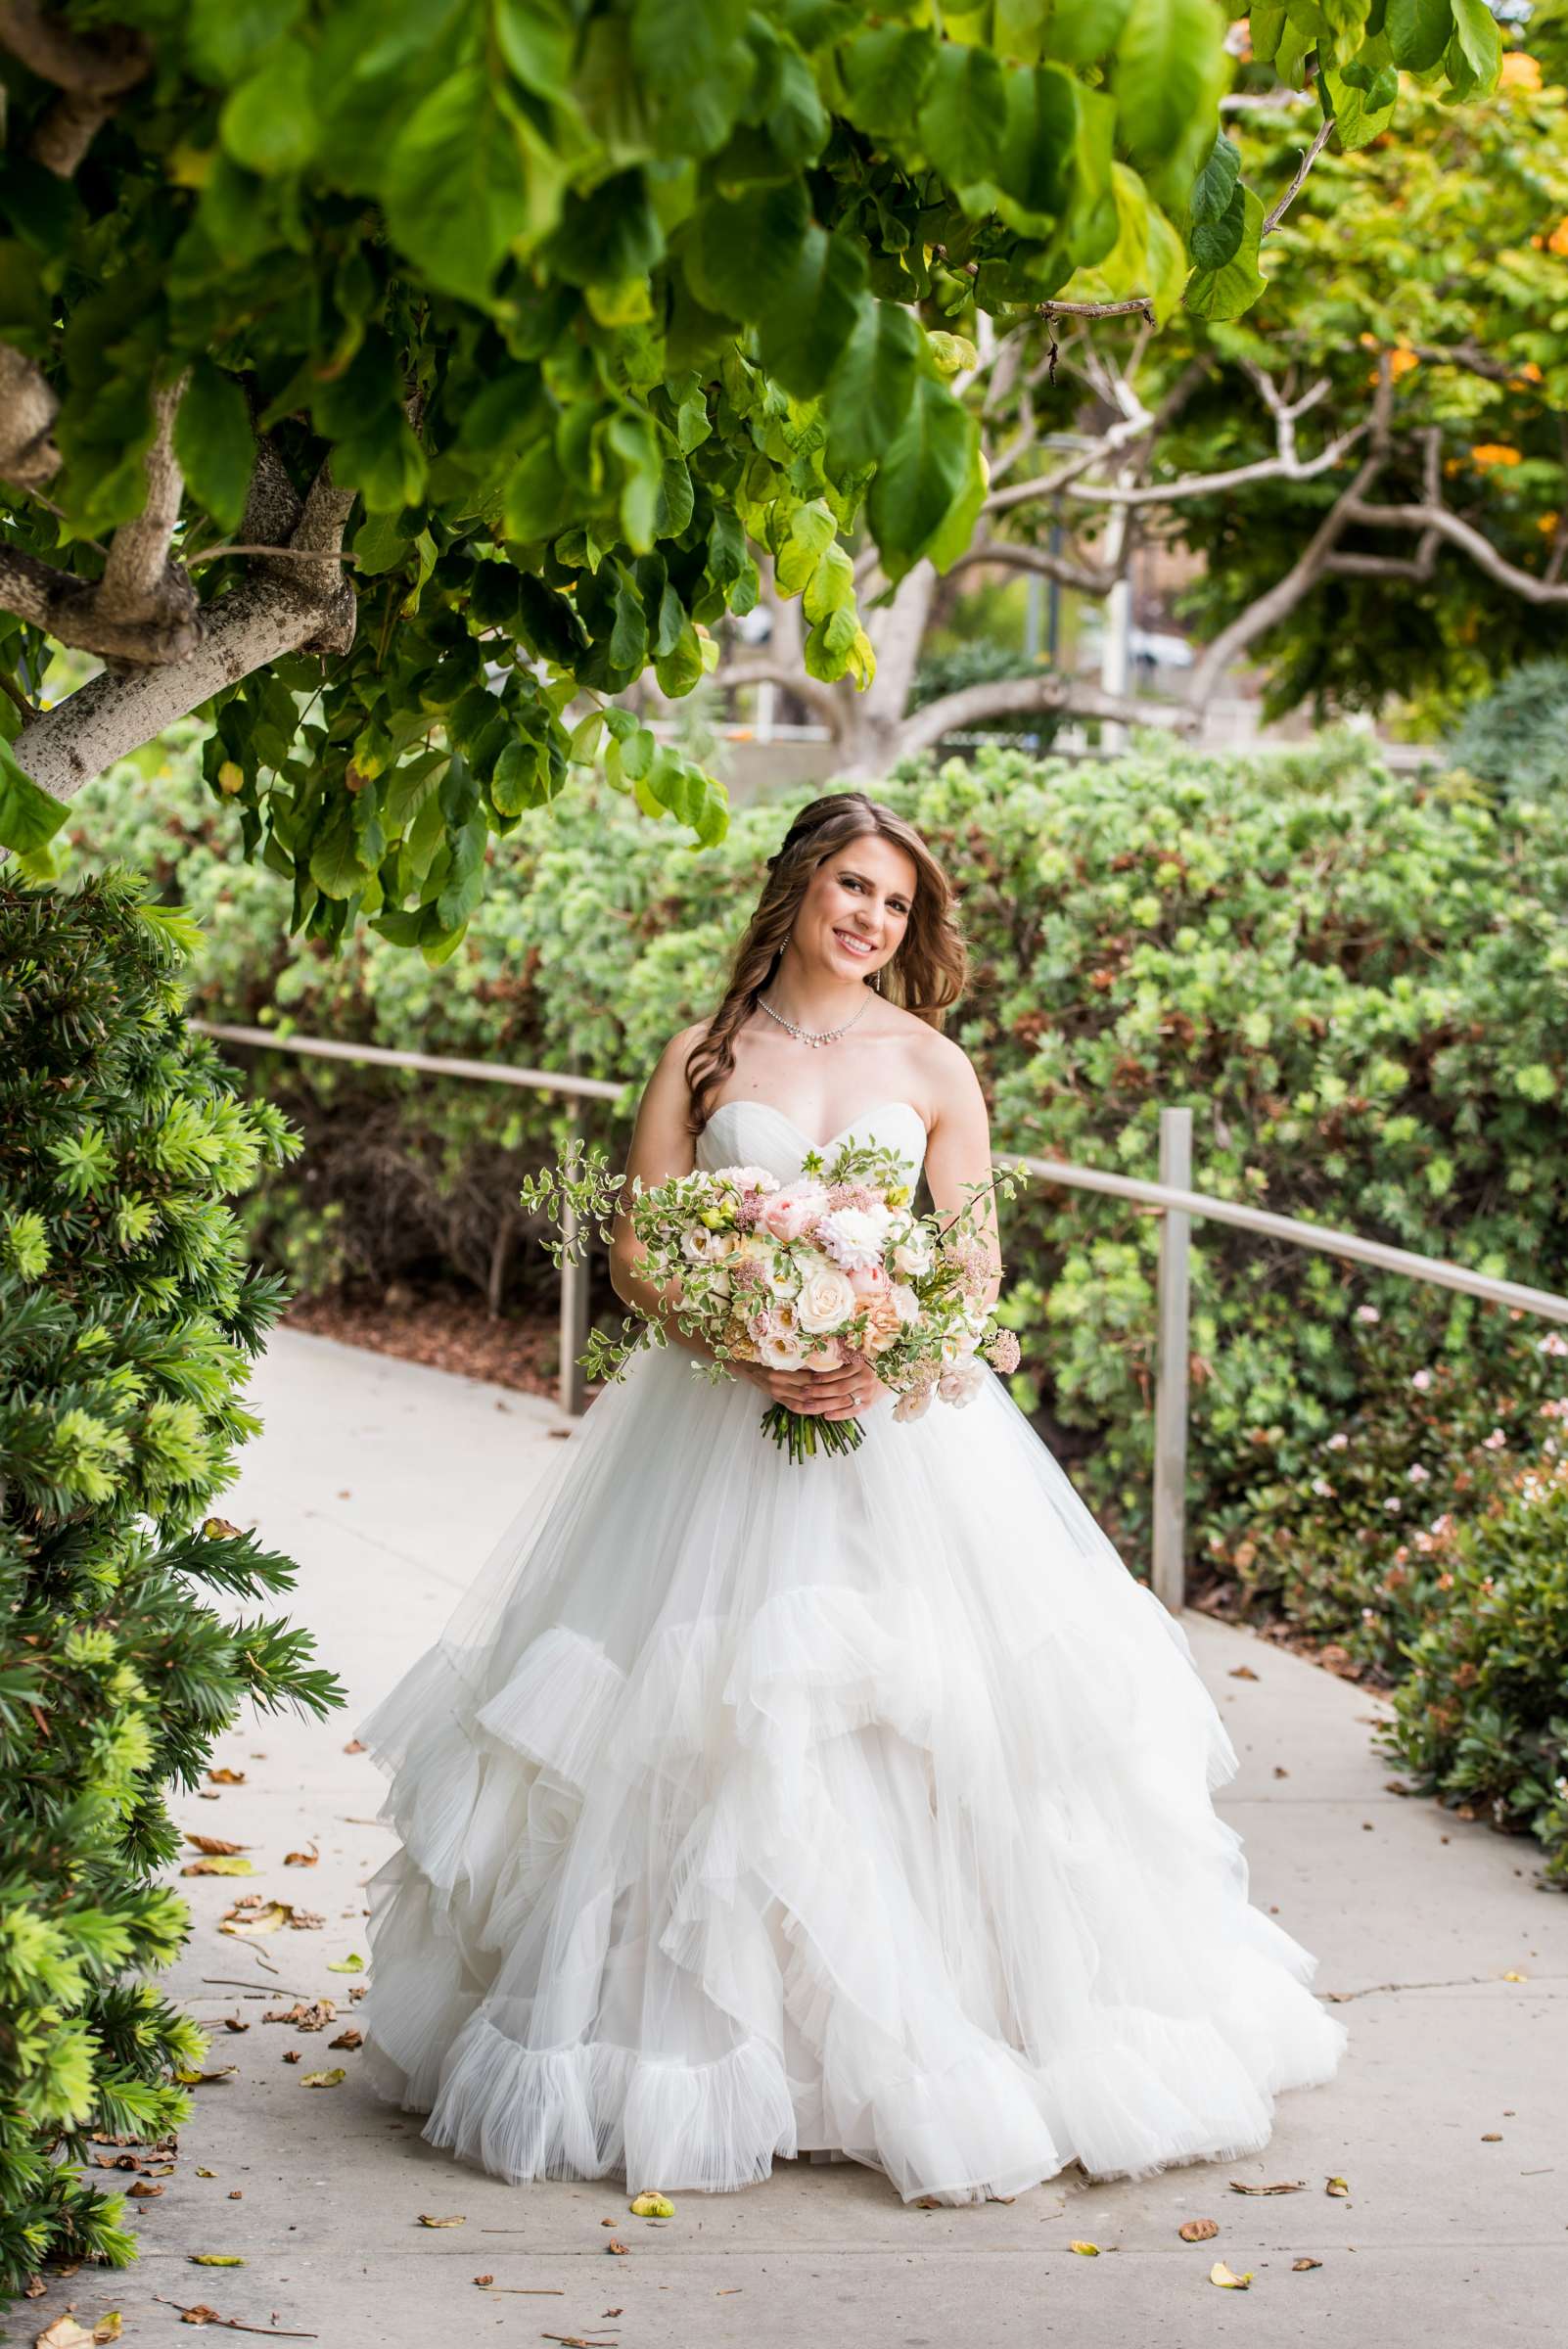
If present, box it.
[0,872,343,2296]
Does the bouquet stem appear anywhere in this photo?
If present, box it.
[760,1403,865,1462]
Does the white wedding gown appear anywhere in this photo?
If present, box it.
[358,1097,1348,2205]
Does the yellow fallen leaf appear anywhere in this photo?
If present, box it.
[628,2191,674,2217]
[417,2214,467,2228]
[1210,2259,1253,2288]
[1068,2239,1100,2255]
[218,1900,289,1937]
[181,1856,255,1876]
[173,2065,238,2087]
[301,2067,346,2088]
[1500,1970,1528,1982]
[1325,2176,1350,2197]
[195,2168,216,2178]
[326,1953,365,1972]
[35,2318,122,2347]
[1178,2217,1220,2241]
[189,2253,246,2266]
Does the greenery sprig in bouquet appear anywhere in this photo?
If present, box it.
[524,1135,1028,1462]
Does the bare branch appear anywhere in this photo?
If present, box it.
[1184,355,1397,711]
[1263,114,1336,237]
[896,672,1195,764]
[945,536,1121,596]
[1061,418,1367,507]
[1340,497,1568,606]
[1038,298,1156,324]
[715,658,845,734]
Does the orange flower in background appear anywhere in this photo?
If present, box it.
[1548,219,1568,256]
[1468,443,1523,469]
[1499,52,1543,93]
[1539,512,1561,535]
[1389,346,1419,381]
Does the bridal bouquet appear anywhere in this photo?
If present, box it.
[524,1133,1027,1461]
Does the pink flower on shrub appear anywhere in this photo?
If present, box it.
[1407,1463,1430,1484]
[1483,1429,1507,1451]
[1410,1369,1433,1391]
[1356,1305,1381,1323]
[1539,1332,1568,1357]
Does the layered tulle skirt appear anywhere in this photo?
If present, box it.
[357,1342,1348,2205]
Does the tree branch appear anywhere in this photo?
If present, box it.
[896,673,1195,764]
[1263,114,1336,237]
[1184,355,1397,711]
[0,344,62,485]
[1339,498,1568,605]
[945,537,1121,596]
[715,658,844,734]
[95,369,199,652]
[0,0,151,176]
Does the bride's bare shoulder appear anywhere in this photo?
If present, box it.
[908,1020,986,1121]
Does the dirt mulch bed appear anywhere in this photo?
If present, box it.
[282,1287,604,1404]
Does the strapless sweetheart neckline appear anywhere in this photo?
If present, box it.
[704,1096,928,1158]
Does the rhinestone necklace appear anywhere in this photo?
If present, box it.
[758,988,873,1050]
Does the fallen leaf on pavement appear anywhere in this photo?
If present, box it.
[218,1899,288,1938]
[328,2028,362,2050]
[628,2191,674,2217]
[300,2068,346,2088]
[343,1739,366,1754]
[128,2181,165,2198]
[325,1954,364,1974]
[472,2277,493,2287]
[1294,2256,1323,2270]
[606,2237,629,2254]
[285,1909,324,1930]
[174,2065,239,2087]
[1228,2179,1306,2194]
[1178,2218,1220,2241]
[1481,2132,1502,2142]
[263,2001,335,2032]
[283,1848,318,1867]
[223,2016,250,2033]
[1325,2176,1350,2197]
[187,1835,250,1856]
[207,1769,246,1785]
[282,2050,300,2064]
[1500,1970,1528,1982]
[416,2215,466,2228]
[183,1858,255,1877]
[35,2316,122,2346]
[190,2254,246,2267]
[1227,1664,1259,1680]
[196,2169,217,2179]
[1067,2240,1099,2255]
[1210,2260,1253,2288]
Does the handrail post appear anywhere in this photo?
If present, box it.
[558,1105,590,1417]
[1152,1106,1193,1615]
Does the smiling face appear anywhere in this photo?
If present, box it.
[793,829,918,985]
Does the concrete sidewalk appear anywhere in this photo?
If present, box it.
[27,1331,1566,2348]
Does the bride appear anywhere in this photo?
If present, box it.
[357,787,1348,2206]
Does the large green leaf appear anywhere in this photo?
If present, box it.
[1386,0,1453,69]
[866,375,978,585]
[1183,183,1267,321]
[0,742,68,855]
[838,25,938,137]
[917,41,1008,191]
[823,299,921,473]
[173,360,254,532]
[384,63,558,303]
[992,65,1078,232]
[1114,0,1222,183]
[1042,0,1133,65]
[217,40,318,173]
[1447,0,1500,90]
[755,227,868,398]
[683,183,809,320]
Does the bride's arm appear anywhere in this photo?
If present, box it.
[922,1045,1003,1313]
[607,1028,705,1347]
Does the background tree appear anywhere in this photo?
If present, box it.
[1,0,1500,958]
[715,46,1568,766]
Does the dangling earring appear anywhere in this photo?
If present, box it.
[872,965,882,992]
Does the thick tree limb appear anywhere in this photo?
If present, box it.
[1340,498,1568,605]
[0,1,150,176]
[896,673,1195,764]
[945,536,1121,596]
[0,344,62,484]
[95,369,200,655]
[715,659,845,734]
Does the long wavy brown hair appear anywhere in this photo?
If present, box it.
[682,789,968,1136]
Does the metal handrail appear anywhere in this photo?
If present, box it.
[192,1026,1568,1614]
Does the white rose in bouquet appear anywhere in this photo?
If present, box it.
[796,1260,857,1333]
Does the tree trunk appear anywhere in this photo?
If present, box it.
[830,562,937,780]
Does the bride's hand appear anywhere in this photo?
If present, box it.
[743,1351,886,1419]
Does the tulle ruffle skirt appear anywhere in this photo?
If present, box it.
[357,1342,1348,2205]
